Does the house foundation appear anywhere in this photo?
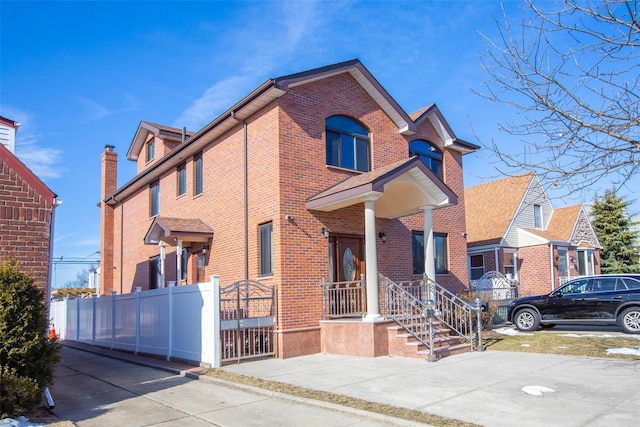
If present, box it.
[320,319,394,357]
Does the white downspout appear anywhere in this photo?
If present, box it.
[549,243,555,291]
[494,247,500,274]
[176,239,183,286]
[160,243,166,288]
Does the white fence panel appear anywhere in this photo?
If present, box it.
[113,293,137,352]
[138,288,170,357]
[49,276,220,366]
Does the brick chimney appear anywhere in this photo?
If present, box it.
[100,145,117,295]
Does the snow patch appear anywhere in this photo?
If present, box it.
[606,347,640,356]
[559,333,620,338]
[0,417,44,427]
[494,327,534,336]
[522,385,556,396]
[521,344,531,347]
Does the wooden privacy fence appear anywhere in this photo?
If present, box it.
[50,276,223,367]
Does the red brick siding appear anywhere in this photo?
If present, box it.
[0,161,53,296]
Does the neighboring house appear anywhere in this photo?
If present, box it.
[465,172,601,297]
[0,116,59,301]
[99,59,479,358]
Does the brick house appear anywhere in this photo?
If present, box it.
[465,172,601,297]
[0,116,59,300]
[99,59,479,358]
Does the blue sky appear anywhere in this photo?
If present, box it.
[1,1,637,287]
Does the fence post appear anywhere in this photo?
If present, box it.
[211,275,221,368]
[92,294,96,344]
[167,284,173,361]
[76,298,80,343]
[475,296,484,352]
[111,291,116,349]
[135,287,141,355]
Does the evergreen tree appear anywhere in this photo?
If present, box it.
[0,261,60,417]
[591,190,640,274]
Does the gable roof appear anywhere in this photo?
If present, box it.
[106,59,478,204]
[546,204,582,241]
[127,121,195,161]
[409,104,478,153]
[464,172,534,246]
[0,143,56,205]
[144,216,213,245]
[306,156,457,218]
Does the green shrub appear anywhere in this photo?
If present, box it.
[0,261,60,418]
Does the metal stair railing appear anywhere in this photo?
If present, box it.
[383,274,483,352]
[383,276,432,350]
[421,275,477,348]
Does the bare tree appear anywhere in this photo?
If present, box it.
[476,0,639,197]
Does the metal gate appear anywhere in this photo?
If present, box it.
[219,280,276,363]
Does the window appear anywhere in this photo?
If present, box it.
[195,252,206,283]
[412,232,448,274]
[259,222,273,276]
[577,249,594,276]
[149,256,160,289]
[504,251,517,279]
[177,162,186,196]
[409,140,443,179]
[534,204,543,229]
[557,247,568,277]
[326,116,370,172]
[150,180,160,217]
[434,233,448,274]
[412,231,425,274]
[194,152,203,195]
[469,254,485,280]
[146,138,155,162]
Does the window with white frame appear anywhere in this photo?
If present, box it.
[146,138,155,162]
[469,254,485,280]
[326,116,370,172]
[577,249,595,275]
[534,204,543,229]
[504,250,517,279]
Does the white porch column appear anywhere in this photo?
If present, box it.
[159,243,166,288]
[176,239,183,285]
[364,197,382,321]
[423,207,435,281]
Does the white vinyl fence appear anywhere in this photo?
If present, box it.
[50,276,222,367]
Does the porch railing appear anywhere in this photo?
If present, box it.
[321,275,366,319]
[383,277,432,350]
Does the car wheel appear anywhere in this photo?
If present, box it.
[619,307,640,334]
[514,308,540,332]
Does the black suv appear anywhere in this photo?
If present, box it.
[507,274,640,334]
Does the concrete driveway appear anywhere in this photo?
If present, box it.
[50,346,421,427]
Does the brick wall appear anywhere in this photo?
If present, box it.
[0,159,53,297]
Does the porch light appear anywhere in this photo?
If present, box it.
[378,231,386,243]
[321,227,329,238]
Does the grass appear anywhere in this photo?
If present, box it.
[205,369,479,427]
[483,328,640,360]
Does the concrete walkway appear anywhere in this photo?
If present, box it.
[222,350,640,427]
[51,345,425,426]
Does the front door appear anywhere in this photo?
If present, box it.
[333,235,365,282]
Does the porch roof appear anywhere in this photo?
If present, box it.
[144,217,213,245]
[306,157,457,219]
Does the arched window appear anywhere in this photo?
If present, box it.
[326,116,370,172]
[409,140,443,179]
